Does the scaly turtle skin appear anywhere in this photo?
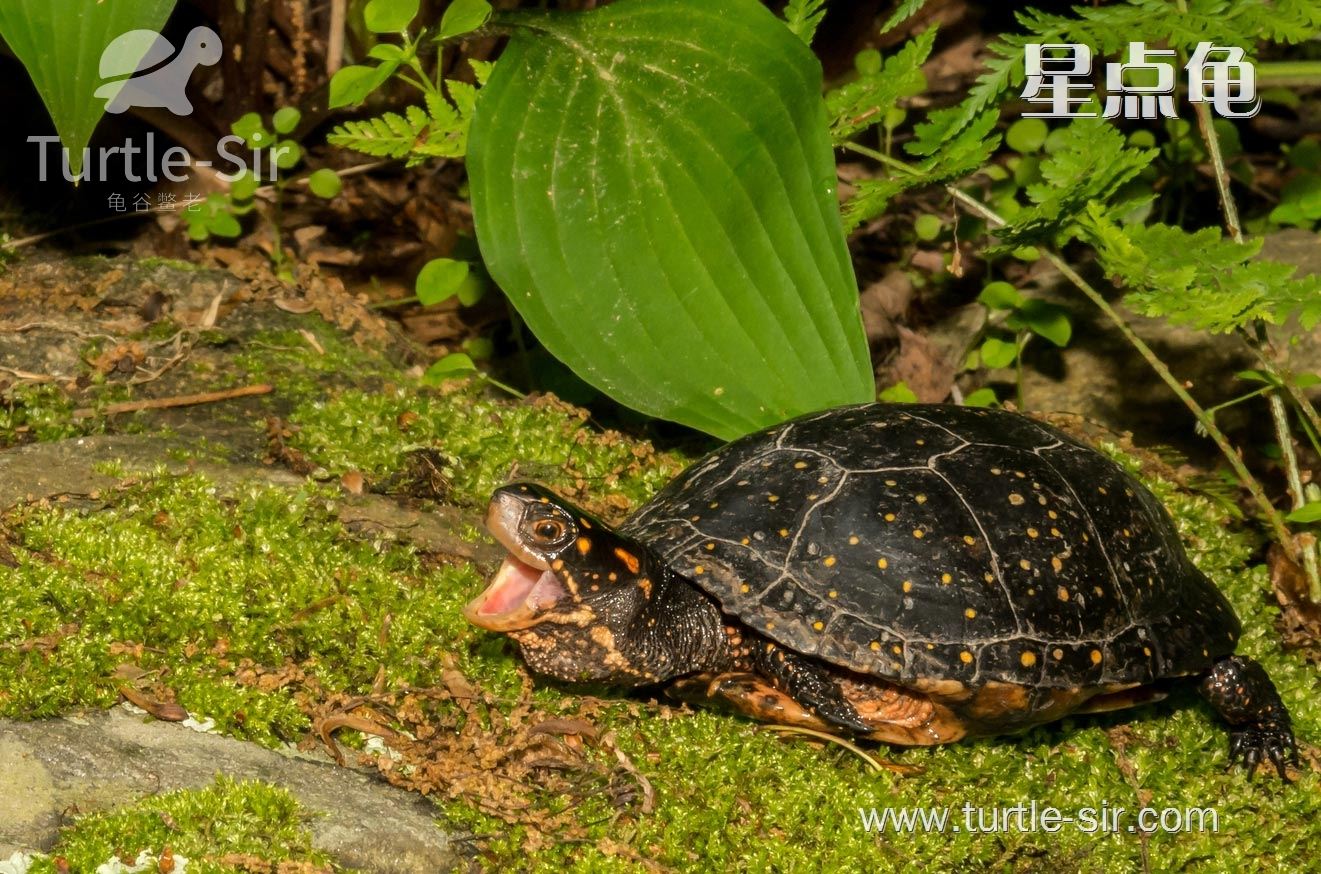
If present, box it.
[465,403,1299,779]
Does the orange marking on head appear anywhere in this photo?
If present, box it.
[576,537,592,555]
[613,547,640,574]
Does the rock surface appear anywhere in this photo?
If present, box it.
[0,706,465,873]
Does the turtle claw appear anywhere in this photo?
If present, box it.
[1227,725,1299,782]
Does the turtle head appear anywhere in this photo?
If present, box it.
[464,482,693,685]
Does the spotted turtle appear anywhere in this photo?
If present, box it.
[464,403,1298,778]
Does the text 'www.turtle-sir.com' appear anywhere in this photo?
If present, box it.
[859,801,1219,834]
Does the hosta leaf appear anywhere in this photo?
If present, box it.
[469,0,872,439]
[0,0,179,177]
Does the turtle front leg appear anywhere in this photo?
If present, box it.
[749,639,873,734]
[1198,655,1299,781]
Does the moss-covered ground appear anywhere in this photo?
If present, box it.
[0,314,1317,872]
[21,777,330,874]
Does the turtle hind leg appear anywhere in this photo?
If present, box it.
[1198,655,1299,781]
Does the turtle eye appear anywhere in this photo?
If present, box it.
[530,518,566,543]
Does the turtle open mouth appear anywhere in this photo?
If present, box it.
[464,554,567,631]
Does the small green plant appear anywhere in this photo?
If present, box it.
[966,281,1072,408]
[1267,139,1321,229]
[326,0,492,163]
[182,107,341,277]
[325,0,494,374]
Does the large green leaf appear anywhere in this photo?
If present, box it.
[0,0,179,178]
[468,0,873,440]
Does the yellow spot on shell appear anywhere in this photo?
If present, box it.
[1143,646,1152,656]
[848,535,859,545]
[941,573,952,584]
[1026,527,1039,538]
[1090,649,1103,665]
[990,468,1002,475]
[828,590,838,599]
[984,572,995,583]
[767,494,779,503]
[892,644,902,655]
[694,565,705,575]
[1019,559,1031,570]
[1098,486,1108,495]
[960,651,973,664]
[1048,510,1058,519]
[1009,493,1025,506]
[1052,648,1064,660]
[964,535,976,545]
[913,529,925,539]
[705,542,716,551]
[902,580,913,592]
[813,620,824,631]
[779,528,789,537]
[885,479,897,487]
[740,584,750,593]
[1020,651,1037,667]
[916,439,926,446]
[884,513,896,522]
[708,501,719,509]
[877,557,889,569]
[1052,557,1063,572]
[551,559,564,571]
[740,537,750,545]
[1057,586,1070,602]
[915,494,927,504]
[823,556,837,567]
[869,641,881,651]
[794,461,809,469]
[965,608,976,619]
[1050,527,1061,537]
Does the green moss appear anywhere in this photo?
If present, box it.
[285,381,685,511]
[0,473,497,743]
[230,327,400,399]
[0,383,89,445]
[134,256,204,273]
[25,775,328,873]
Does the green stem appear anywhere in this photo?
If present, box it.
[1015,332,1028,411]
[478,372,528,400]
[841,141,921,177]
[943,185,1295,552]
[1175,4,1321,594]
[1254,60,1321,88]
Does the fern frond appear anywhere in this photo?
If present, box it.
[782,0,829,45]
